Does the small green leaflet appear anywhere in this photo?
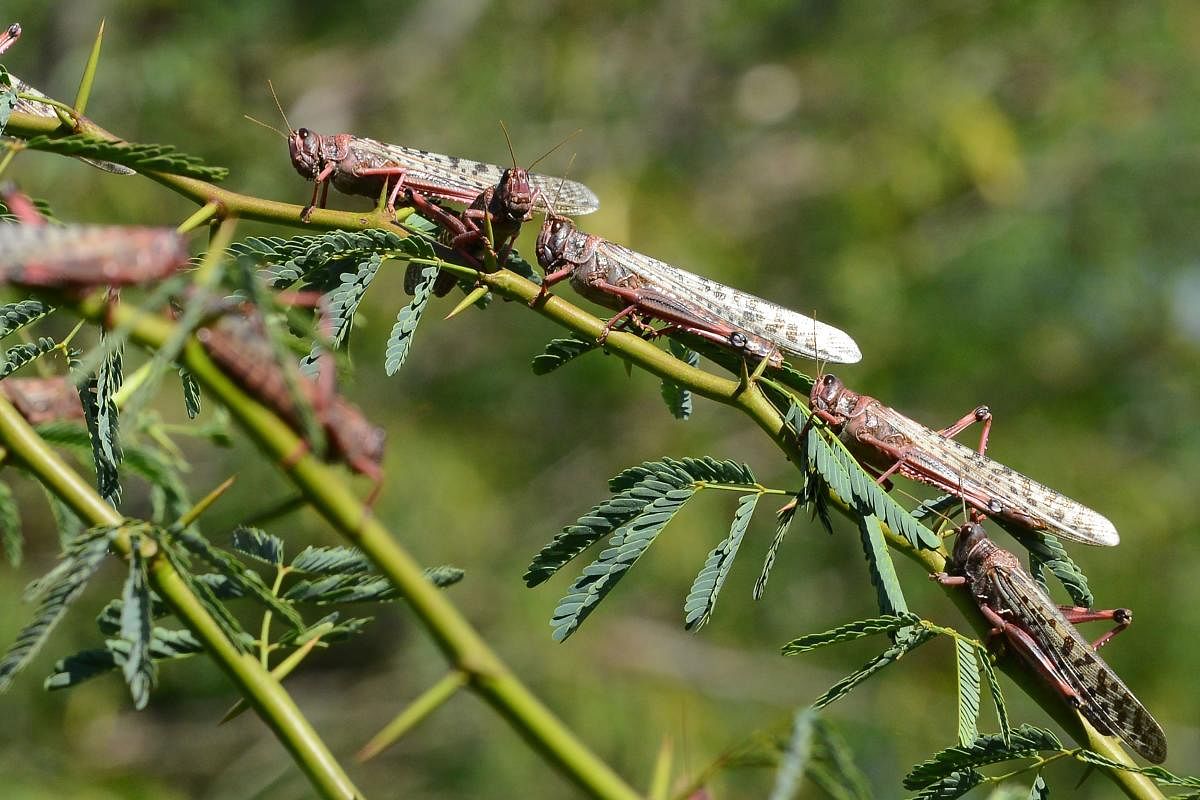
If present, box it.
[0,336,57,378]
[0,300,53,339]
[954,639,981,746]
[856,513,907,616]
[684,492,759,631]
[811,626,935,709]
[299,253,381,378]
[768,707,816,800]
[903,726,1061,789]
[660,340,699,420]
[385,264,437,375]
[0,481,21,566]
[753,497,798,600]
[1028,774,1049,799]
[531,336,598,375]
[118,534,155,709]
[21,133,229,181]
[781,614,922,655]
[230,526,284,566]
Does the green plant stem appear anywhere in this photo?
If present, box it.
[73,297,642,800]
[0,398,364,800]
[357,670,469,762]
[8,106,1163,799]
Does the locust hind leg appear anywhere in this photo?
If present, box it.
[937,406,993,456]
[1058,606,1132,651]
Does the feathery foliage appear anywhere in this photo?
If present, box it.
[118,533,155,709]
[0,300,53,339]
[531,336,598,375]
[768,707,816,800]
[856,513,908,616]
[659,339,699,419]
[0,336,57,379]
[684,491,759,630]
[21,133,229,180]
[811,626,935,709]
[753,497,798,600]
[781,614,922,655]
[0,524,114,692]
[386,263,438,375]
[0,480,20,566]
[954,638,981,747]
[904,726,1062,789]
[78,334,123,504]
[299,253,381,377]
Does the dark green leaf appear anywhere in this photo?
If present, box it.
[290,545,372,575]
[955,639,981,747]
[0,336,56,379]
[231,526,284,566]
[904,726,1062,789]
[78,334,123,504]
[385,263,437,375]
[531,336,598,375]
[769,707,816,800]
[1071,750,1200,787]
[782,614,923,654]
[0,481,21,566]
[118,534,155,709]
[812,626,935,708]
[975,642,1012,746]
[659,340,699,420]
[300,253,381,377]
[44,627,205,691]
[283,565,460,604]
[22,133,228,181]
[0,300,53,339]
[179,367,201,419]
[0,526,112,691]
[685,492,759,630]
[754,497,799,600]
[550,487,695,641]
[911,770,984,799]
[424,565,465,587]
[172,529,302,629]
[857,513,908,616]
[156,537,250,652]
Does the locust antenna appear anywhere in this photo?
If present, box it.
[527,128,582,172]
[267,79,294,134]
[546,152,577,217]
[499,120,519,170]
[243,114,287,139]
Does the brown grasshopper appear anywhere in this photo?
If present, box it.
[0,376,84,424]
[251,85,598,223]
[533,213,863,366]
[0,185,188,290]
[808,374,1118,546]
[936,520,1166,763]
[196,310,385,504]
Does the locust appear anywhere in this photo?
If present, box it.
[196,311,385,504]
[0,186,188,290]
[0,376,84,424]
[936,520,1166,763]
[0,22,134,175]
[533,214,863,366]
[404,125,571,297]
[808,373,1119,546]
[252,86,599,223]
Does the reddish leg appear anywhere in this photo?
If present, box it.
[1059,606,1132,651]
[936,405,993,456]
[0,186,46,226]
[302,163,337,222]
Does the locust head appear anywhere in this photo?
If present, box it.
[289,127,324,180]
[950,521,989,572]
[809,373,858,423]
[536,214,575,271]
[495,167,535,223]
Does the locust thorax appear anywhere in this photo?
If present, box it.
[535,214,575,271]
[289,127,323,179]
[495,167,535,223]
[809,373,859,424]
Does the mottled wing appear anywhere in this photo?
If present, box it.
[527,170,600,216]
[350,139,598,215]
[595,240,862,363]
[885,413,1119,546]
[990,563,1167,763]
[10,76,136,175]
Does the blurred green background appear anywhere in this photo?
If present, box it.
[2,1,1198,797]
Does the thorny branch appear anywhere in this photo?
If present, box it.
[2,110,1166,799]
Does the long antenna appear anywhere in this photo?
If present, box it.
[499,120,518,170]
[547,152,577,217]
[267,79,293,133]
[527,128,582,172]
[243,114,287,139]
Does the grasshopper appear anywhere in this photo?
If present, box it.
[196,311,385,504]
[809,373,1118,546]
[936,520,1166,763]
[0,186,188,290]
[533,213,863,366]
[252,86,598,223]
[0,376,84,424]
